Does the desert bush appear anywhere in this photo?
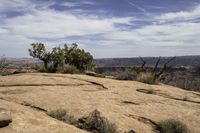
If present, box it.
[136,72,157,84]
[63,113,77,125]
[64,66,80,74]
[47,109,118,133]
[102,68,137,80]
[38,67,48,72]
[47,109,66,120]
[78,109,118,133]
[47,109,77,125]
[31,66,56,73]
[115,69,137,80]
[31,65,41,71]
[0,56,10,75]
[157,119,190,133]
[31,66,47,72]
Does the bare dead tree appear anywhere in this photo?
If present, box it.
[153,56,161,72]
[139,56,146,70]
[0,56,10,74]
[138,56,176,80]
[155,56,176,78]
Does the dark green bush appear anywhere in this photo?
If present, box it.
[64,66,80,74]
[157,119,190,133]
[31,65,41,71]
[31,65,56,73]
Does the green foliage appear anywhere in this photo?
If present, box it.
[136,72,157,84]
[31,66,49,73]
[64,43,95,71]
[29,43,94,73]
[50,47,65,72]
[28,43,46,59]
[28,43,51,69]
[157,119,190,133]
[78,109,118,133]
[31,65,41,71]
[64,66,80,74]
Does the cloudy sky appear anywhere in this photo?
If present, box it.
[0,0,200,58]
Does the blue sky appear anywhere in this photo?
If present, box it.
[0,0,200,58]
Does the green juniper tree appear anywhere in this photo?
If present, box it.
[29,42,94,72]
[64,43,94,71]
[50,47,65,72]
[28,43,51,69]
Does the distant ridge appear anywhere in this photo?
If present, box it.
[94,55,200,68]
[5,55,200,68]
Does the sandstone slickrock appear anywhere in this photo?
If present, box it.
[0,73,200,133]
[0,110,12,128]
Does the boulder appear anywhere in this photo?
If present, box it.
[0,111,12,128]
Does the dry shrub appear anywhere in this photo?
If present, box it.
[78,109,118,133]
[64,65,80,74]
[47,109,77,124]
[47,109,118,133]
[136,72,157,84]
[47,109,66,120]
[157,119,190,133]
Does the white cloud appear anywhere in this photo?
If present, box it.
[156,5,200,23]
[62,1,96,7]
[106,22,200,46]
[0,5,134,57]
[0,1,200,58]
[2,9,132,38]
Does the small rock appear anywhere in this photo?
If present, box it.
[85,71,105,78]
[0,111,12,128]
[125,129,136,133]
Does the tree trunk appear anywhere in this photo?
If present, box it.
[44,61,48,69]
[53,63,58,72]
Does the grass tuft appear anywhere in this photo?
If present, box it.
[157,119,190,133]
[78,109,118,133]
[136,72,157,84]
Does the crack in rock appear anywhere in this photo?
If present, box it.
[0,83,89,87]
[121,101,140,105]
[41,74,109,90]
[126,114,159,132]
[136,89,200,104]
[21,101,47,112]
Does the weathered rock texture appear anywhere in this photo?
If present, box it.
[0,73,200,133]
